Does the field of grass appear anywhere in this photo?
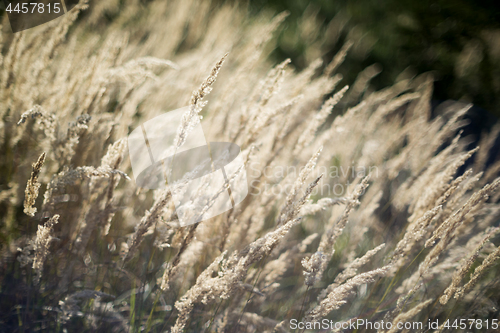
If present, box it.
[1,1,500,332]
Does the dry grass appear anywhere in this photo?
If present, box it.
[1,1,500,332]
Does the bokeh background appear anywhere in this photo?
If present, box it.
[247,0,500,122]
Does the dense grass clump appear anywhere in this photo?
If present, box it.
[1,1,500,332]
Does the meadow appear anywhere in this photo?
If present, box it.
[1,0,500,332]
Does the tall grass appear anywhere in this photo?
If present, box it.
[1,1,500,332]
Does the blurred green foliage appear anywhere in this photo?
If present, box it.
[249,0,500,118]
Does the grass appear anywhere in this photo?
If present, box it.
[1,0,500,332]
